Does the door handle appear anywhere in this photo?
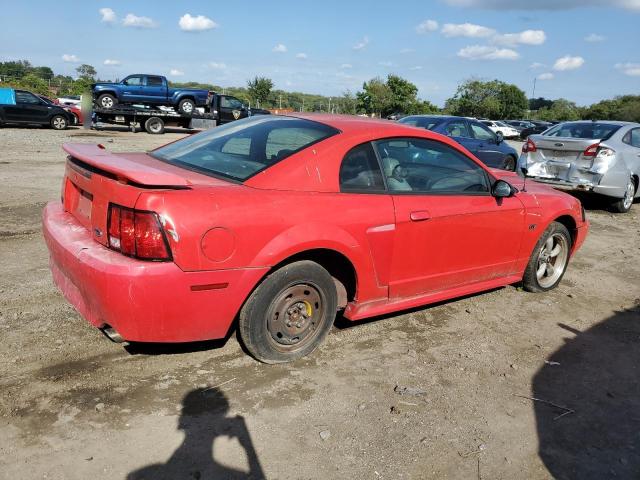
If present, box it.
[410,210,431,221]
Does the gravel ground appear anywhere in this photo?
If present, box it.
[0,125,639,479]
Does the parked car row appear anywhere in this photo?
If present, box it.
[0,88,76,130]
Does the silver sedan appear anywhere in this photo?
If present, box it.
[518,121,640,213]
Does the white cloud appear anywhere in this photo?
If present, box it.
[409,66,423,70]
[537,72,554,80]
[340,63,353,69]
[272,43,287,53]
[295,53,308,59]
[169,69,184,76]
[62,54,79,63]
[103,59,121,66]
[353,36,369,50]
[122,14,157,28]
[379,61,393,67]
[207,62,227,69]
[457,45,519,60]
[584,33,605,42]
[493,29,546,46]
[553,55,585,70]
[179,13,217,31]
[442,22,496,38]
[416,19,439,34]
[99,8,116,23]
[615,62,640,76]
[529,62,546,69]
[443,0,640,11]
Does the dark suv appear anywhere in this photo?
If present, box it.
[398,115,519,171]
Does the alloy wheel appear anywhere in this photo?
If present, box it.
[536,233,569,288]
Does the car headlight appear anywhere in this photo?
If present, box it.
[590,147,616,174]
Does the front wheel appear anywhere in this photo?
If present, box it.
[97,94,117,109]
[238,261,338,363]
[502,155,517,171]
[522,222,572,293]
[51,115,68,130]
[609,177,636,213]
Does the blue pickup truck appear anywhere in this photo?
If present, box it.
[92,74,210,114]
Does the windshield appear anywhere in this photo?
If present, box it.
[398,116,445,131]
[543,122,622,140]
[151,116,339,182]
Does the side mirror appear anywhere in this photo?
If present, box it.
[492,179,514,198]
[495,132,504,144]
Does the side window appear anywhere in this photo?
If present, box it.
[339,143,385,192]
[444,120,471,138]
[374,137,490,194]
[15,91,40,104]
[265,127,326,160]
[124,76,142,86]
[221,96,244,109]
[146,76,163,87]
[625,128,640,148]
[469,122,496,141]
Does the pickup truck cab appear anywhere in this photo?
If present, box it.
[92,74,210,114]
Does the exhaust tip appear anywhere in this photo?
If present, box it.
[101,326,124,343]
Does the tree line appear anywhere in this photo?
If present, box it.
[1,59,638,122]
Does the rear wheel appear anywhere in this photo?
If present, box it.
[144,117,165,134]
[178,98,195,114]
[238,261,338,363]
[609,177,636,213]
[97,94,117,109]
[522,222,572,292]
[51,115,68,130]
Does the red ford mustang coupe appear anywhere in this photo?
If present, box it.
[43,114,588,363]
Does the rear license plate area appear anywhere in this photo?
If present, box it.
[64,178,93,226]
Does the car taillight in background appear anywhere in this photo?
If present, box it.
[522,138,537,153]
[107,204,172,261]
[586,144,617,174]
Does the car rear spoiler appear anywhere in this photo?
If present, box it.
[62,143,192,187]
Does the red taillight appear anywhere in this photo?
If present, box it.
[583,143,600,157]
[522,138,537,153]
[107,204,171,261]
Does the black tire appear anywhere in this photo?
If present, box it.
[522,222,572,293]
[178,98,196,114]
[502,155,517,171]
[609,177,636,214]
[144,117,165,134]
[50,115,68,130]
[97,93,117,109]
[238,260,338,364]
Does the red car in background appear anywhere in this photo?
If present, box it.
[43,114,588,363]
[38,95,83,125]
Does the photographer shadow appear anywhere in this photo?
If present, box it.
[127,388,265,480]
[532,305,640,479]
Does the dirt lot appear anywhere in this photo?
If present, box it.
[1,125,639,480]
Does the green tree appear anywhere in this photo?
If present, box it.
[535,99,581,121]
[445,79,527,119]
[356,77,392,117]
[387,74,419,114]
[75,64,97,81]
[247,76,273,107]
[32,66,54,80]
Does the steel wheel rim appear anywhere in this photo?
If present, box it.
[150,121,161,133]
[623,180,635,210]
[182,102,193,113]
[266,283,325,352]
[53,117,65,129]
[536,233,569,288]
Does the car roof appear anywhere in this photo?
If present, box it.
[557,120,637,127]
[397,114,477,121]
[286,113,438,134]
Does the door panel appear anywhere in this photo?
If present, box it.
[468,121,504,167]
[10,91,50,123]
[121,76,144,102]
[389,194,525,298]
[141,76,165,103]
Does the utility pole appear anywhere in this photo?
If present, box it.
[301,98,305,112]
[328,97,332,113]
[279,94,282,109]
[529,77,537,120]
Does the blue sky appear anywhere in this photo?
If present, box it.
[1,0,639,106]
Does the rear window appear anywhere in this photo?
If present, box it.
[398,116,445,131]
[543,122,621,140]
[151,116,339,182]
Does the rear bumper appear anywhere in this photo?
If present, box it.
[43,202,268,342]
[528,177,628,198]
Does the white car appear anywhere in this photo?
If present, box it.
[482,120,519,139]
